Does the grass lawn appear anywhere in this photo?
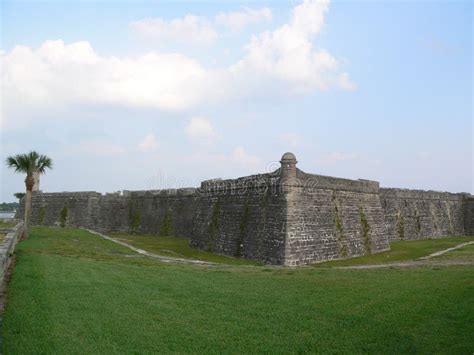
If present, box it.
[432,243,474,263]
[0,219,18,228]
[111,232,262,265]
[2,227,473,353]
[314,236,474,267]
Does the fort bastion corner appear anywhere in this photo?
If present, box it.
[18,152,474,265]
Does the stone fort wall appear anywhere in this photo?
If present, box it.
[284,171,390,265]
[379,189,468,241]
[23,189,200,237]
[464,197,474,236]
[190,171,287,265]
[19,153,473,265]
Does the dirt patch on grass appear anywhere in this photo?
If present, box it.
[335,241,474,269]
[335,260,474,269]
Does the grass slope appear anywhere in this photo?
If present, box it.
[315,236,474,267]
[433,243,474,263]
[2,227,474,353]
[111,233,261,265]
[0,220,18,228]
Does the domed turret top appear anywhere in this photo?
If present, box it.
[280,152,298,179]
[280,152,297,163]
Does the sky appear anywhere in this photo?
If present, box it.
[0,0,472,202]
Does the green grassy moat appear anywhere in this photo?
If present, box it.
[314,236,474,267]
[2,227,473,353]
[111,232,262,266]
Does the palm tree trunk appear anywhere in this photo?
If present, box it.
[23,175,34,239]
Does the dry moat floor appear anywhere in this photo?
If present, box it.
[2,227,473,353]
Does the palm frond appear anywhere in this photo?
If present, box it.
[6,154,31,173]
[5,151,53,175]
[6,156,20,170]
[28,151,39,162]
[37,155,53,173]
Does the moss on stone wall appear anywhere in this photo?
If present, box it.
[359,207,371,255]
[175,202,184,216]
[396,210,405,240]
[128,205,141,234]
[446,202,454,235]
[430,204,439,234]
[237,201,250,257]
[415,208,421,236]
[207,199,221,252]
[332,193,347,257]
[261,188,269,209]
[59,206,68,228]
[38,207,45,225]
[159,209,172,237]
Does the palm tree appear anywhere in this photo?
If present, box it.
[6,151,53,238]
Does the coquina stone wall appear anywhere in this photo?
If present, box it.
[284,171,390,266]
[380,189,467,240]
[463,197,474,236]
[22,189,201,237]
[18,153,473,265]
[190,171,287,265]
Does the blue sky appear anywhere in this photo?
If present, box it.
[1,0,472,202]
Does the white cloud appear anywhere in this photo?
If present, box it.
[137,133,159,152]
[337,72,357,91]
[130,15,217,45]
[215,7,272,31]
[231,146,260,167]
[190,146,261,170]
[290,0,328,35]
[185,117,218,145]
[1,40,208,128]
[1,0,355,129]
[231,0,355,92]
